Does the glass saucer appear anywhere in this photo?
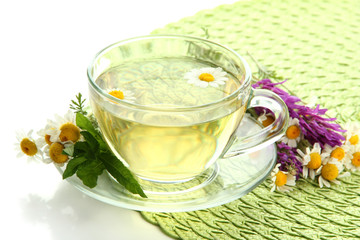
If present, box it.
[55,115,277,212]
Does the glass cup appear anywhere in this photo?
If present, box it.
[87,35,289,183]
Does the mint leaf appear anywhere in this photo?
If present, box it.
[64,106,146,197]
[76,112,108,150]
[62,144,74,156]
[76,112,97,136]
[99,151,147,198]
[76,159,105,188]
[80,131,99,152]
[63,156,87,179]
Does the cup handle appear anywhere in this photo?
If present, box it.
[222,88,289,158]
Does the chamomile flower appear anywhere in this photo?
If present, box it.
[280,117,302,148]
[15,130,44,162]
[108,88,136,103]
[323,144,349,163]
[46,110,81,144]
[257,110,275,127]
[344,144,360,171]
[343,121,360,146]
[316,158,350,188]
[37,122,57,146]
[184,67,228,88]
[270,164,296,192]
[43,142,73,166]
[297,142,328,180]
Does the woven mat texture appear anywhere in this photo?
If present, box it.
[141,0,360,239]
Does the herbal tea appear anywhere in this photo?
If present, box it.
[91,57,245,181]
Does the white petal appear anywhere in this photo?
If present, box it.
[209,82,219,88]
[315,166,323,175]
[338,172,351,178]
[288,139,297,148]
[199,81,208,88]
[331,179,341,185]
[309,169,316,180]
[280,137,289,145]
[302,166,308,178]
[323,179,331,188]
[42,158,53,164]
[16,151,24,158]
[216,80,226,85]
[297,149,305,157]
[318,177,324,188]
[286,179,296,186]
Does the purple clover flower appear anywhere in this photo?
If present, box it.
[252,79,345,148]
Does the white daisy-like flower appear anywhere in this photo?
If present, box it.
[344,144,360,171]
[46,110,81,144]
[37,122,57,147]
[257,110,275,127]
[297,142,328,180]
[316,158,350,188]
[108,88,136,103]
[43,142,73,167]
[184,67,228,88]
[270,163,296,192]
[15,130,44,163]
[280,117,302,148]
[322,144,349,163]
[343,121,360,146]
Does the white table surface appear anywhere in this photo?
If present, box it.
[1,0,239,239]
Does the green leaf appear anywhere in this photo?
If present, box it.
[80,131,99,152]
[63,156,87,179]
[62,144,74,156]
[76,112,97,135]
[76,159,105,188]
[76,112,108,151]
[70,93,87,115]
[99,151,147,198]
[73,141,89,155]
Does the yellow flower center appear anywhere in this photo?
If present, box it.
[349,135,359,145]
[351,152,360,167]
[307,152,322,169]
[59,123,80,143]
[330,147,345,161]
[286,125,301,139]
[275,171,287,186]
[49,142,69,163]
[321,163,339,181]
[45,134,52,145]
[262,115,275,127]
[20,138,38,156]
[199,73,215,82]
[109,90,124,100]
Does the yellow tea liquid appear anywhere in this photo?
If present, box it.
[91,58,245,181]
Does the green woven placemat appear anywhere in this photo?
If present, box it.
[141,0,360,239]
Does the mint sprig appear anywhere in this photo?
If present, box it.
[63,95,147,198]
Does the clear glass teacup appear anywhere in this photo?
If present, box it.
[87,35,288,183]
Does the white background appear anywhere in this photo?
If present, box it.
[1,0,239,239]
